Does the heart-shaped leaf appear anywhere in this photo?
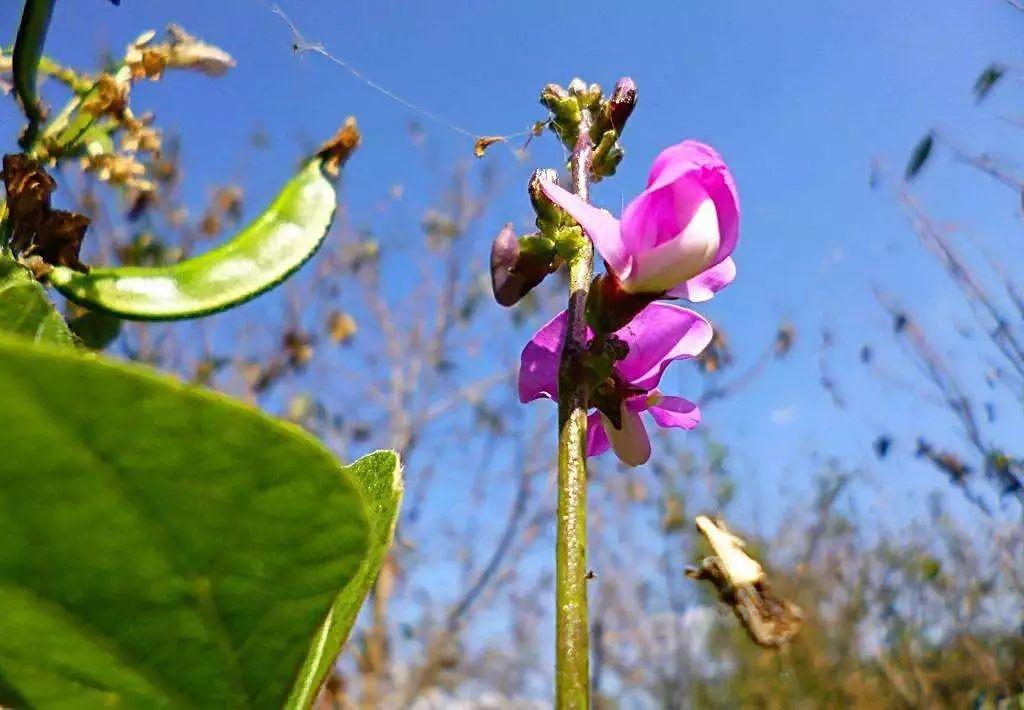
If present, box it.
[0,333,402,708]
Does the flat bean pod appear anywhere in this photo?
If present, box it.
[50,158,338,320]
[13,0,55,147]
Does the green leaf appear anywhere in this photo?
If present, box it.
[0,334,402,708]
[286,450,403,709]
[0,251,74,346]
[13,0,56,149]
[65,305,120,350]
[973,62,1006,103]
[905,132,934,181]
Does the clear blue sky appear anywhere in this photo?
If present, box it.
[5,0,1023,532]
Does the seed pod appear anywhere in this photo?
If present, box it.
[49,122,360,320]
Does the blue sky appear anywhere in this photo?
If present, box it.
[5,0,1023,534]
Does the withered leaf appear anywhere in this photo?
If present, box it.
[327,311,357,344]
[81,74,130,118]
[686,515,803,648]
[473,135,506,158]
[973,62,1005,103]
[774,322,795,358]
[2,153,90,273]
[165,24,236,77]
[2,153,55,253]
[315,117,361,178]
[283,330,314,368]
[905,132,934,181]
[27,210,90,273]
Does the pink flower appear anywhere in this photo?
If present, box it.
[519,302,712,466]
[539,140,739,301]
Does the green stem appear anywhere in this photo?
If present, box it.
[555,108,594,709]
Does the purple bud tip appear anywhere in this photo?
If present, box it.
[609,77,637,132]
[490,223,524,307]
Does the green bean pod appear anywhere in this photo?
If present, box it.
[13,0,56,148]
[50,158,338,320]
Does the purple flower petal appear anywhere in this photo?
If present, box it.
[666,257,737,303]
[614,303,713,390]
[519,310,571,402]
[646,140,740,268]
[620,173,712,253]
[586,411,611,457]
[538,177,632,278]
[600,407,651,467]
[649,396,701,430]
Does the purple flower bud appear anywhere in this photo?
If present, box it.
[609,77,637,133]
[490,224,556,307]
[490,223,522,307]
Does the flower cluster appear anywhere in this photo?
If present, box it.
[513,139,740,466]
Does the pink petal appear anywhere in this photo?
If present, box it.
[649,396,701,430]
[538,178,631,278]
[586,411,611,457]
[666,257,737,303]
[518,310,569,402]
[600,407,652,467]
[614,303,713,390]
[645,140,740,267]
[623,194,721,294]
[620,173,713,254]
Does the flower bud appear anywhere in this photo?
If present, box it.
[490,224,557,307]
[608,77,637,133]
[540,83,568,105]
[566,78,587,96]
[591,130,624,182]
[540,84,581,149]
[528,168,561,228]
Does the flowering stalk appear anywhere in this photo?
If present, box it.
[555,108,594,709]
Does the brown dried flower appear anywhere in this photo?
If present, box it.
[1,154,90,273]
[81,74,130,119]
[315,117,361,178]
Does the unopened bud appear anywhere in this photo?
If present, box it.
[540,84,582,148]
[528,168,561,226]
[609,77,637,133]
[490,224,557,307]
[591,130,624,182]
[566,78,587,96]
[541,83,568,99]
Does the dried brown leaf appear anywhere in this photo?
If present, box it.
[2,154,90,273]
[165,24,236,76]
[26,210,90,273]
[473,135,506,158]
[315,117,361,178]
[327,311,357,344]
[2,153,55,253]
[81,74,130,118]
[687,515,803,648]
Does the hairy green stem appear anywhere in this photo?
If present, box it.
[555,109,594,709]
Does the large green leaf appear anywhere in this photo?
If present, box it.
[0,334,402,708]
[0,252,74,346]
[286,450,403,709]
